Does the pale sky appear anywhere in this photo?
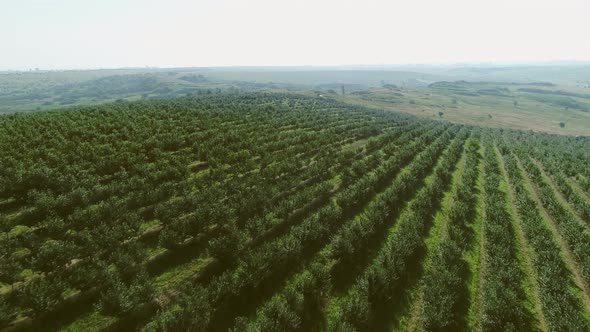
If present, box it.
[1,0,589,70]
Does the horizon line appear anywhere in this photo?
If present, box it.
[2,60,590,73]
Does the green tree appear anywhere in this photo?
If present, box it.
[98,270,153,316]
[19,276,65,316]
[0,300,13,327]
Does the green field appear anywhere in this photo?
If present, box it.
[1,93,590,331]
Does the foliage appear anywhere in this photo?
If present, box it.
[1,93,589,330]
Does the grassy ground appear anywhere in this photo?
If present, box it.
[330,82,590,136]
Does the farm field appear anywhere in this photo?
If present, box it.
[1,93,590,331]
[334,81,590,136]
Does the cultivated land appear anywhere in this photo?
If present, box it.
[1,93,590,331]
[2,65,590,135]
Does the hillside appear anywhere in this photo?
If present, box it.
[1,93,590,331]
[2,66,590,136]
[334,81,590,136]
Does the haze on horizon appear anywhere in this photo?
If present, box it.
[1,0,589,71]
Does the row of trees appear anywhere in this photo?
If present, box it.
[503,131,590,226]
[500,145,587,331]
[242,123,425,244]
[144,123,450,330]
[478,138,532,331]
[520,157,590,286]
[326,126,455,280]
[420,136,481,331]
[502,129,589,194]
[331,127,467,330]
[143,113,589,331]
[4,92,589,330]
[237,125,458,331]
[1,94,420,326]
